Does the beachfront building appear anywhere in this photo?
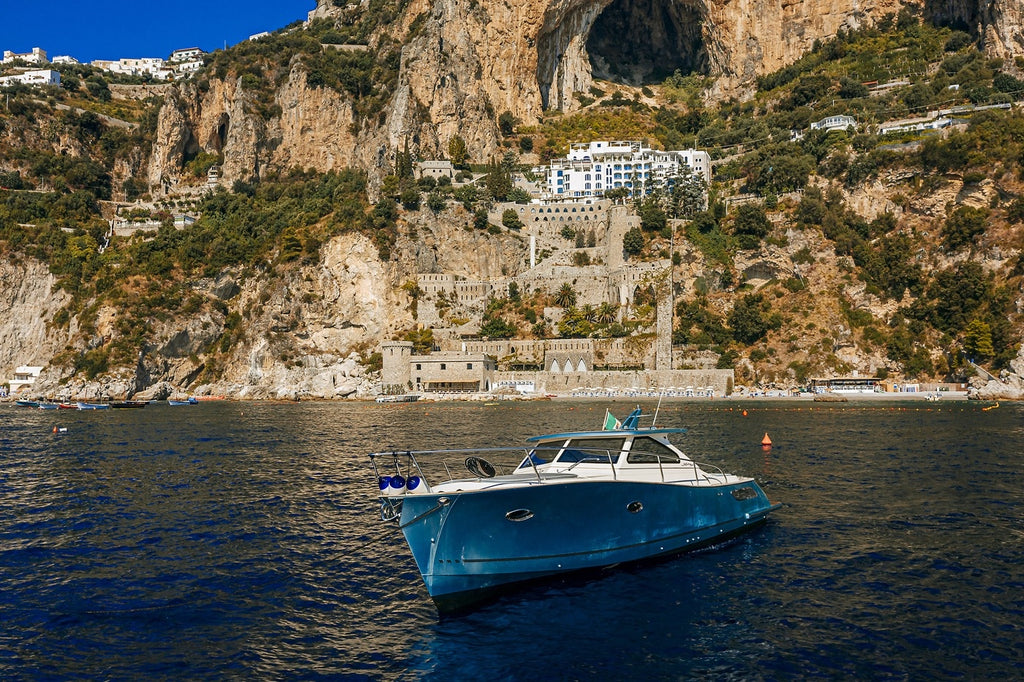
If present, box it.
[544,141,711,201]
[809,377,883,394]
[410,353,496,393]
[0,69,60,87]
[2,48,47,64]
[8,366,43,394]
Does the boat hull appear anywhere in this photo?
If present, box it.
[397,478,778,612]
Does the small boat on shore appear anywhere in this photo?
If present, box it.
[77,402,110,410]
[37,402,59,410]
[15,400,39,408]
[371,406,780,613]
[111,401,148,408]
[375,394,420,403]
[168,397,198,406]
[58,402,78,409]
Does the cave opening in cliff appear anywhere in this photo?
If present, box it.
[586,0,706,85]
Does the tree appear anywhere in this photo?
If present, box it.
[555,282,577,308]
[668,166,706,218]
[502,208,523,229]
[557,307,592,338]
[942,205,988,251]
[395,138,414,178]
[448,135,468,167]
[426,192,447,213]
[485,158,513,201]
[400,187,421,210]
[623,226,645,256]
[479,316,517,338]
[732,203,772,249]
[403,328,434,354]
[473,208,489,230]
[638,197,667,233]
[498,111,517,136]
[963,318,994,361]
[597,301,618,324]
[729,294,778,344]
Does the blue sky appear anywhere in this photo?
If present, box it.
[0,1,312,63]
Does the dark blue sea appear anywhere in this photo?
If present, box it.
[1,399,1021,680]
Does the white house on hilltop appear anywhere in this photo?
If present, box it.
[2,47,47,64]
[810,115,858,132]
[92,57,172,79]
[0,70,61,87]
[545,141,711,201]
[169,47,205,62]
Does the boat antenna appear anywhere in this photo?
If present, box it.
[652,392,663,427]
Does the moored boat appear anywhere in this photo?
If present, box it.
[111,401,148,408]
[371,407,781,613]
[15,400,39,408]
[37,402,59,410]
[374,394,420,403]
[167,397,198,406]
[77,402,110,410]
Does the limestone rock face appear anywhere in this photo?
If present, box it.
[0,259,72,379]
[149,0,1024,186]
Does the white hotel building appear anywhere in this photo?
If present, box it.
[545,141,711,201]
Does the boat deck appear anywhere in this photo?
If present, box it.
[429,469,749,494]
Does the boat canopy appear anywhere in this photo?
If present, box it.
[527,427,688,443]
[528,407,687,442]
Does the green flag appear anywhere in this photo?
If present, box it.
[603,410,620,431]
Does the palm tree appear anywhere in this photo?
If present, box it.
[581,304,597,323]
[555,282,577,309]
[597,301,617,324]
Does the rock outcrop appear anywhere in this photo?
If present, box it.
[0,259,72,373]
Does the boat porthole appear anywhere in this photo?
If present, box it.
[505,508,534,522]
[627,501,643,513]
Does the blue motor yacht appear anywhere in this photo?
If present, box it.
[371,407,780,612]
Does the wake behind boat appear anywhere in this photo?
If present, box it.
[370,407,780,613]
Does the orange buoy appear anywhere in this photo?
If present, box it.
[742,410,748,416]
[761,432,772,446]
[53,426,58,434]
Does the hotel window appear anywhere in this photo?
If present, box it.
[416,363,421,370]
[440,363,446,370]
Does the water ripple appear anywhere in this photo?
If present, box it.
[0,400,1021,679]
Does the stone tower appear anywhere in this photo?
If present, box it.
[381,341,413,392]
[656,276,672,371]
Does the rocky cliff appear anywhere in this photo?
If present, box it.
[147,0,1024,190]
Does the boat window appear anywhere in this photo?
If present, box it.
[557,438,625,463]
[626,437,681,464]
[518,447,555,468]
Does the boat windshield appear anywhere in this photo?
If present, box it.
[557,437,627,464]
[626,436,681,464]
